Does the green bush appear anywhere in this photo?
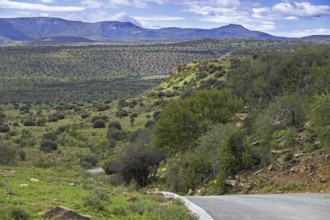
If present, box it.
[153,89,243,155]
[309,94,330,152]
[93,119,106,128]
[0,142,16,165]
[10,206,30,220]
[116,109,129,118]
[80,154,99,168]
[23,119,36,126]
[0,124,10,133]
[40,140,57,153]
[108,121,122,130]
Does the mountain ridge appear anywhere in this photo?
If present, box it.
[0,17,328,43]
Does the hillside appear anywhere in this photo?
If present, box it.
[0,38,300,103]
[0,43,329,219]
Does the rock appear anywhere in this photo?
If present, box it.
[68,183,75,186]
[41,206,91,220]
[267,165,273,171]
[30,178,39,182]
[187,189,194,196]
[19,184,29,187]
[303,122,312,129]
[271,148,292,155]
[253,169,263,176]
[123,192,137,202]
[250,140,262,146]
[224,179,245,192]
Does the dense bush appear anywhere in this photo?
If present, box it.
[153,89,243,155]
[23,119,36,126]
[93,119,106,128]
[0,124,10,133]
[40,140,57,153]
[108,121,122,130]
[80,154,99,168]
[0,142,16,165]
[309,94,330,152]
[116,109,129,118]
[109,128,164,187]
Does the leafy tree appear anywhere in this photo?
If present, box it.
[153,89,243,155]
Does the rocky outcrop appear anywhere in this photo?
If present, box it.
[41,206,91,220]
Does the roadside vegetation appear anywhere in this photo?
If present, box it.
[0,41,329,218]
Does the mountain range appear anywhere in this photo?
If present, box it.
[0,17,329,43]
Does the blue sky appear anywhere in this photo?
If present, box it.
[0,0,329,37]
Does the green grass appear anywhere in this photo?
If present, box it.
[0,165,196,220]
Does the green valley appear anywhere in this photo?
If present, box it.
[0,40,329,219]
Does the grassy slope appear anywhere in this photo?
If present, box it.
[0,165,195,219]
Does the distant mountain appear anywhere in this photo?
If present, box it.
[300,35,330,42]
[0,17,328,43]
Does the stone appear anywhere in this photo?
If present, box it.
[41,206,91,220]
[19,184,29,187]
[30,178,39,182]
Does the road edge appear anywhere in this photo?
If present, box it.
[160,192,214,220]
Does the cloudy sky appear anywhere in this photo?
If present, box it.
[0,0,329,37]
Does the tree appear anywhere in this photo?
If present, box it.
[153,89,243,155]
[108,128,164,187]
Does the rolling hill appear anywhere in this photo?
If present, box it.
[0,17,288,43]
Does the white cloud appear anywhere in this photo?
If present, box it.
[67,11,142,26]
[40,0,55,3]
[252,7,271,18]
[214,0,240,7]
[82,0,102,8]
[107,0,130,8]
[0,0,85,11]
[272,1,330,17]
[134,15,185,21]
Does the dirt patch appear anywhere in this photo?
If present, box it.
[0,169,16,175]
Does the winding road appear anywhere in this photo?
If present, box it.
[185,193,330,220]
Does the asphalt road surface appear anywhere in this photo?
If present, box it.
[186,193,330,220]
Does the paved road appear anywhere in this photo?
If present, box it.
[186,193,330,220]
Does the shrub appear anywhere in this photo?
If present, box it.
[80,154,99,168]
[81,112,90,119]
[42,132,57,142]
[91,115,108,123]
[145,120,155,128]
[0,112,6,119]
[93,119,106,128]
[108,121,122,130]
[36,118,46,126]
[48,112,65,122]
[10,206,30,220]
[0,142,16,165]
[110,128,164,187]
[40,140,57,153]
[116,109,129,118]
[0,124,10,133]
[23,119,36,126]
[117,145,163,187]
[107,127,124,141]
[96,104,109,112]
